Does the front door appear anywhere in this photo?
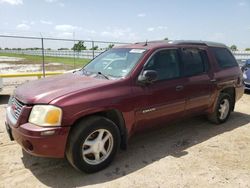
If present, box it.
[133,49,187,131]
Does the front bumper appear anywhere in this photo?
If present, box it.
[6,107,70,158]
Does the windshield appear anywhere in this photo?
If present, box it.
[84,48,146,78]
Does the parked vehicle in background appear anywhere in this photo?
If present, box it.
[242,59,250,90]
[0,78,3,92]
[237,59,246,69]
[5,40,244,173]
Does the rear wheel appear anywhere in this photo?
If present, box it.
[66,116,120,173]
[208,93,233,124]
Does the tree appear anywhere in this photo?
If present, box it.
[72,41,86,52]
[108,44,114,49]
[164,37,169,40]
[245,48,250,51]
[90,46,99,50]
[230,45,237,51]
[58,48,69,50]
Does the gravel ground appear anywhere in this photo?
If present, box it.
[0,78,250,188]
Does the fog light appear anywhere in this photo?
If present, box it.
[41,130,55,136]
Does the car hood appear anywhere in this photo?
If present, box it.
[14,73,113,104]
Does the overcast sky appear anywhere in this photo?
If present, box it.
[0,0,250,49]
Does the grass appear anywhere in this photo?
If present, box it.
[0,52,91,68]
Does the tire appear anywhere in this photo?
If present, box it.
[208,93,233,124]
[66,116,120,173]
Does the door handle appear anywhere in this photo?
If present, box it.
[210,79,217,83]
[176,85,184,91]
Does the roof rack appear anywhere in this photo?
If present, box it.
[134,40,227,48]
[170,40,226,48]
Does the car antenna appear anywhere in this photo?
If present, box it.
[143,40,148,46]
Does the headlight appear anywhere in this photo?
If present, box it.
[243,72,247,79]
[29,105,62,126]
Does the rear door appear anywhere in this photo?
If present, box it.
[180,47,213,115]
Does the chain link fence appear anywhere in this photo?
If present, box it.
[0,35,130,76]
[1,35,250,76]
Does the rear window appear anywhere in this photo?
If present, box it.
[211,47,238,68]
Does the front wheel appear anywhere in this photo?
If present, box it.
[66,116,120,173]
[208,93,233,124]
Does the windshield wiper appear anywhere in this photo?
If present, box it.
[97,72,109,80]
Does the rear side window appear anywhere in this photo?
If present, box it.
[212,47,238,68]
[181,48,209,76]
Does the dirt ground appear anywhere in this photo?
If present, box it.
[0,78,250,188]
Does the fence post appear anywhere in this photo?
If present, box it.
[92,41,95,59]
[41,37,45,78]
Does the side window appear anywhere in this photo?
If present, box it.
[144,49,180,81]
[181,48,208,76]
[212,47,238,68]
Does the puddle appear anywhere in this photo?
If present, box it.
[0,63,41,73]
[0,56,76,73]
[0,56,24,62]
[48,62,62,66]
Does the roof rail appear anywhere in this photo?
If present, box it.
[134,40,227,48]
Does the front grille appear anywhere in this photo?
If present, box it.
[10,97,24,120]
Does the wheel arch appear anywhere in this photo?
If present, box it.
[220,87,235,111]
[69,109,128,150]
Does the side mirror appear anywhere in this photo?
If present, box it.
[138,70,158,84]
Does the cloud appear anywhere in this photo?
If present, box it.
[137,13,146,17]
[22,20,35,25]
[84,29,97,35]
[54,24,81,32]
[44,0,57,2]
[147,27,155,32]
[56,32,73,38]
[40,20,53,25]
[147,26,167,32]
[157,26,168,30]
[101,28,132,38]
[0,0,23,5]
[238,1,247,6]
[59,2,64,7]
[16,23,30,30]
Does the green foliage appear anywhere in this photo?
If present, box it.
[164,37,169,40]
[90,46,99,50]
[108,44,114,49]
[24,48,41,50]
[230,45,237,51]
[58,48,69,50]
[245,48,250,51]
[72,41,86,52]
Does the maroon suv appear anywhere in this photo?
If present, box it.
[5,40,244,173]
